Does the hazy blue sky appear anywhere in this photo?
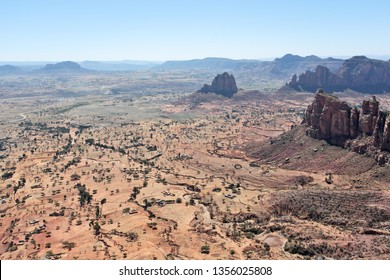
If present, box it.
[1,0,390,61]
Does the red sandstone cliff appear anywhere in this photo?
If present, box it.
[303,91,390,164]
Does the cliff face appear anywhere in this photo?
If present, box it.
[305,92,352,146]
[199,72,238,98]
[289,56,390,93]
[304,92,390,163]
[339,56,390,92]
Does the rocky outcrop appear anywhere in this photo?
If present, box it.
[304,91,390,164]
[359,98,379,136]
[304,91,352,146]
[199,72,238,98]
[289,56,390,93]
[289,65,345,93]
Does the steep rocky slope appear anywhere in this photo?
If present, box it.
[303,91,390,164]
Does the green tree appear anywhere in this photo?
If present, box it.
[201,245,210,254]
[62,241,76,251]
[93,221,101,236]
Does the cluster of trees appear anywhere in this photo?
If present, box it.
[74,183,93,206]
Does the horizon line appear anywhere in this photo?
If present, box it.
[1,54,390,64]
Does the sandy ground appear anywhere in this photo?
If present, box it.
[1,91,389,260]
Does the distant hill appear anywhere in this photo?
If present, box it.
[271,54,343,77]
[40,61,86,72]
[0,65,23,75]
[288,56,390,93]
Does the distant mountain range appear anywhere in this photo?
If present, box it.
[0,54,343,78]
[0,61,89,74]
[0,60,161,73]
[155,54,344,80]
[270,54,342,78]
[155,57,260,70]
[1,55,390,93]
